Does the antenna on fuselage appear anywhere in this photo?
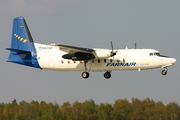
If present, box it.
[135,43,137,49]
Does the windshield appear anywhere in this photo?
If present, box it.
[149,52,161,56]
[149,52,169,57]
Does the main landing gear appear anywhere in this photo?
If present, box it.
[161,67,168,75]
[82,72,89,78]
[104,71,111,79]
[82,60,90,79]
[81,60,112,79]
[82,71,112,79]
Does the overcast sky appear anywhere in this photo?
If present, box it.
[1,0,180,105]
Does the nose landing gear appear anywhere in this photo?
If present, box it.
[161,68,168,75]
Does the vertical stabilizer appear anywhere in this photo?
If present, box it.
[6,17,40,68]
[10,17,35,52]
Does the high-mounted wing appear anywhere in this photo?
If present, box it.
[50,44,94,54]
[50,44,95,61]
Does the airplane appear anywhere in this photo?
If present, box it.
[6,17,176,79]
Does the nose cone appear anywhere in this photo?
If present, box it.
[171,58,177,64]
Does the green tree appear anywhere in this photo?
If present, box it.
[143,98,156,120]
[82,99,98,120]
[111,99,132,120]
[72,101,85,120]
[31,100,41,120]
[153,101,166,120]
[16,100,33,119]
[0,98,180,120]
[166,102,180,120]
[97,103,113,120]
[0,102,5,119]
[60,101,72,120]
[2,103,9,120]
[131,97,145,120]
[39,101,54,120]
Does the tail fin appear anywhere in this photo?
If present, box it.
[9,17,34,51]
[6,17,40,68]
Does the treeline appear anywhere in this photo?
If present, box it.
[0,98,180,120]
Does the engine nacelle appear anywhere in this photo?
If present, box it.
[93,49,111,59]
[62,52,95,60]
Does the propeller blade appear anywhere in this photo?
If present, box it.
[111,41,113,52]
[110,41,116,58]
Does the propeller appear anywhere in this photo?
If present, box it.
[110,41,117,57]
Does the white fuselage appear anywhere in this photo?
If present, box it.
[34,43,176,72]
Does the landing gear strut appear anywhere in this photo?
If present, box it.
[161,68,168,75]
[104,71,111,79]
[82,60,90,79]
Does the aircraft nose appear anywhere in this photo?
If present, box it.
[171,58,177,64]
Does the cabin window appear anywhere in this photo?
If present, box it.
[110,59,112,63]
[104,59,106,63]
[117,59,120,62]
[156,53,160,56]
[98,59,100,63]
[61,60,64,64]
[80,61,82,63]
[73,61,76,63]
[149,53,153,56]
[68,61,70,64]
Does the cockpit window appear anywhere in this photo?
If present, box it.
[149,53,153,56]
[149,52,161,56]
[150,52,169,57]
[156,53,161,56]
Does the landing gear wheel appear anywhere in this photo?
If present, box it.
[82,72,89,78]
[104,72,111,79]
[161,70,167,76]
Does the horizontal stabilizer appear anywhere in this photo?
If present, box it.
[6,48,31,53]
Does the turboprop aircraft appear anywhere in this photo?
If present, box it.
[6,17,176,79]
